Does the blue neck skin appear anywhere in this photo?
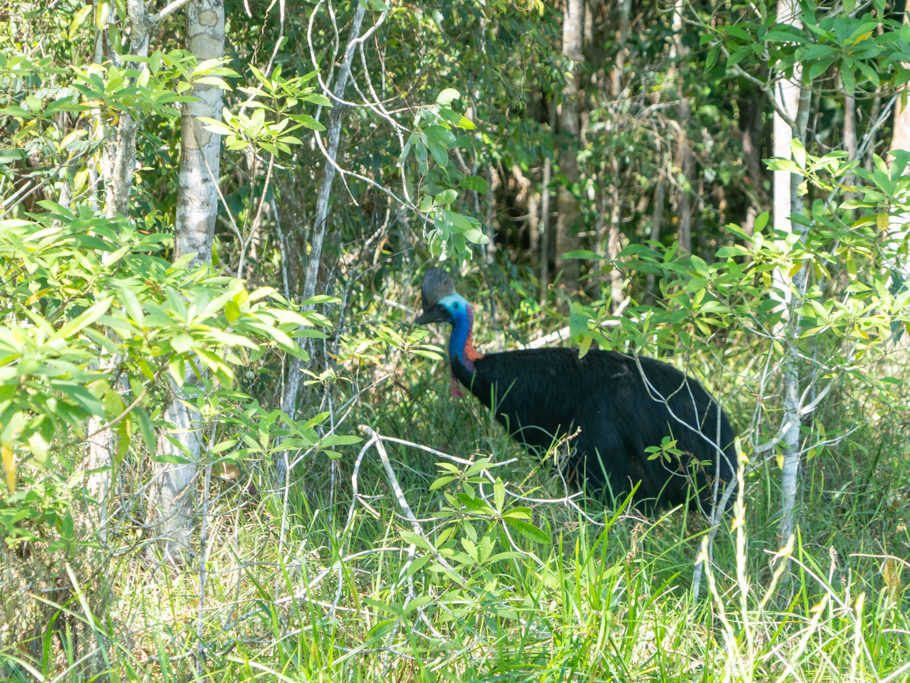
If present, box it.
[438,293,475,371]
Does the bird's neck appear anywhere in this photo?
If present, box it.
[449,299,483,373]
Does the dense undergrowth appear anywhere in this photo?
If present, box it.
[2,267,909,682]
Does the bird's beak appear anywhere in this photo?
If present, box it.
[415,308,444,325]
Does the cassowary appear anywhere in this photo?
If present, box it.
[415,267,737,511]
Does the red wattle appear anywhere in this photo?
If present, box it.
[449,367,465,398]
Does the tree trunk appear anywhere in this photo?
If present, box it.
[606,196,624,311]
[485,164,496,263]
[671,0,693,253]
[539,105,557,299]
[148,0,225,565]
[644,180,665,302]
[738,81,765,237]
[770,0,806,546]
[611,0,632,96]
[174,2,225,264]
[843,78,857,165]
[556,0,584,293]
[539,153,552,300]
[603,0,631,311]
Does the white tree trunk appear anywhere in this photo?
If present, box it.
[148,0,224,565]
[770,0,806,545]
[174,1,225,263]
[670,0,693,253]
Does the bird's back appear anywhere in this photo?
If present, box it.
[457,348,736,508]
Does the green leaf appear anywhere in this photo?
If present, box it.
[429,475,456,491]
[199,117,234,136]
[0,149,26,165]
[69,4,93,37]
[293,113,325,131]
[425,125,456,149]
[436,88,460,106]
[562,249,603,260]
[855,60,880,88]
[456,115,475,130]
[302,93,332,107]
[764,28,806,44]
[705,45,719,73]
[171,333,194,353]
[766,158,801,174]
[365,619,397,641]
[801,43,837,61]
[319,434,362,447]
[501,507,531,520]
[430,191,455,209]
[689,254,709,276]
[152,451,194,465]
[55,382,104,416]
[568,303,590,341]
[791,138,807,169]
[27,431,49,465]
[463,227,488,244]
[53,297,114,341]
[493,478,505,514]
[504,517,551,545]
[118,284,144,327]
[102,385,126,422]
[95,1,110,31]
[400,530,434,551]
[460,175,489,194]
[427,139,449,167]
[114,417,130,464]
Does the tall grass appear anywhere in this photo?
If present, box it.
[3,386,908,681]
[3,288,910,681]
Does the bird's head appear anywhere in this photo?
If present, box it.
[417,293,471,326]
[415,266,460,325]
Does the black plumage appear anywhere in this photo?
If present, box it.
[416,267,737,511]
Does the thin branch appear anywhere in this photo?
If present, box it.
[150,0,193,23]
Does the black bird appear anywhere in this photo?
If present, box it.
[415,267,737,511]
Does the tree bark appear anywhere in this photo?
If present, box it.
[610,0,631,96]
[644,180,665,302]
[556,0,584,293]
[770,0,806,546]
[603,0,631,311]
[539,105,557,299]
[671,0,693,253]
[738,81,765,237]
[174,2,225,264]
[540,152,552,300]
[148,0,225,565]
